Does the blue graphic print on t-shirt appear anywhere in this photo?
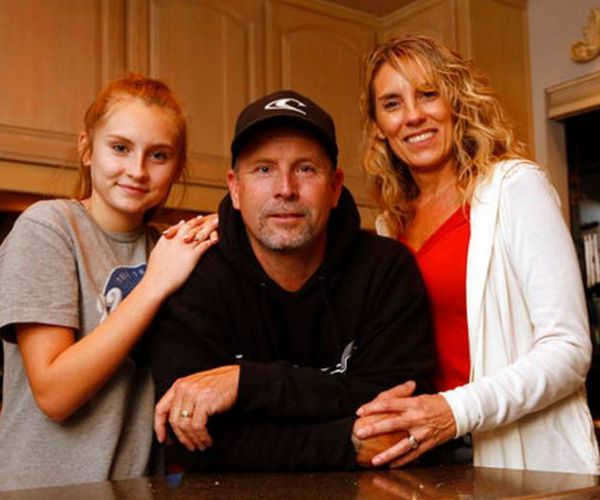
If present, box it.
[97,264,146,321]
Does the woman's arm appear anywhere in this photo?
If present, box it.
[443,164,591,435]
[354,383,456,467]
[17,215,218,422]
[354,164,592,467]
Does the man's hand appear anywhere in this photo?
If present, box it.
[154,365,240,452]
[352,413,409,468]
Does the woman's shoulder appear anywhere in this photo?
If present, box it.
[490,158,545,183]
[475,159,551,197]
[495,159,557,197]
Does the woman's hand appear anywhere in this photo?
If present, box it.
[352,413,409,468]
[143,214,218,299]
[355,382,457,467]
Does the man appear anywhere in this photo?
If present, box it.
[150,90,434,471]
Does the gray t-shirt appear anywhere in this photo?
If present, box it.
[0,200,155,491]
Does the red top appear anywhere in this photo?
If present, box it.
[399,207,471,392]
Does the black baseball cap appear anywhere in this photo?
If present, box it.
[230,90,338,167]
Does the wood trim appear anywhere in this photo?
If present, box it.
[101,0,126,81]
[519,0,534,156]
[379,0,459,50]
[126,0,150,73]
[0,159,229,214]
[490,0,527,9]
[272,0,377,26]
[546,71,600,120]
[0,125,78,168]
[167,182,227,213]
[381,0,526,30]
[455,0,472,57]
[380,0,453,29]
[0,161,78,198]
[186,156,229,186]
[265,0,280,90]
[0,191,45,212]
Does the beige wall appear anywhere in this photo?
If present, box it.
[528,0,600,222]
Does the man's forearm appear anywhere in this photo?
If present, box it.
[176,414,358,471]
[236,361,403,420]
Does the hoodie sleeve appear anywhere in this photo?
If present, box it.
[175,414,358,471]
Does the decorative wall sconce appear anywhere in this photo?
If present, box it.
[571,8,600,62]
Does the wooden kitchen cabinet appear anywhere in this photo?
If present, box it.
[0,0,532,228]
[125,0,265,212]
[0,0,125,198]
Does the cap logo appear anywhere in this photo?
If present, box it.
[264,98,307,115]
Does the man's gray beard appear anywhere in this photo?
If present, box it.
[255,215,315,251]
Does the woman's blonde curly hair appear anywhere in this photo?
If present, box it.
[360,34,526,233]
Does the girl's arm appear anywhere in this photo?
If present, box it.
[17,215,218,422]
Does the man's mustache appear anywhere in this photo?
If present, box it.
[261,204,309,217]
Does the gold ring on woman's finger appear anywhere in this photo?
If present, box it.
[179,409,192,418]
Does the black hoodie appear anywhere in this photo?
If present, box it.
[150,188,434,471]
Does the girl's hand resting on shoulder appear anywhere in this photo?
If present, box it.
[162,213,218,243]
[143,213,219,299]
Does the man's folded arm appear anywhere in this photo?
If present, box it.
[151,250,434,420]
[235,250,435,418]
[172,413,359,471]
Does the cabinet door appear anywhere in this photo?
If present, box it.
[380,0,458,48]
[467,0,532,151]
[127,0,264,212]
[266,0,377,226]
[0,0,125,196]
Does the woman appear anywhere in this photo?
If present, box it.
[353,34,600,474]
[0,74,218,490]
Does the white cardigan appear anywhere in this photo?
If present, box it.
[378,160,600,474]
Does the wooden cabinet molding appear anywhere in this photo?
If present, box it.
[546,72,600,121]
[380,0,459,46]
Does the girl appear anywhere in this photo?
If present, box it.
[0,74,218,490]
